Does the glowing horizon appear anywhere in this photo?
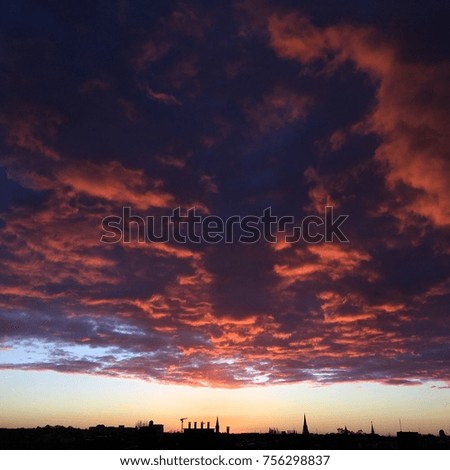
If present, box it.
[1,370,449,436]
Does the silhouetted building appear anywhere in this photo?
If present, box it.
[184,419,215,437]
[182,418,218,449]
[1,424,449,450]
[302,414,309,436]
[215,417,220,434]
[397,431,420,449]
[146,420,164,437]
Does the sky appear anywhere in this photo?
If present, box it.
[0,0,449,435]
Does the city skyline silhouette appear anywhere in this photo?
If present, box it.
[1,412,449,450]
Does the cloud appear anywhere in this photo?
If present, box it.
[274,243,372,285]
[0,104,63,161]
[268,12,450,226]
[0,3,448,389]
[133,4,211,70]
[145,87,182,106]
[57,160,175,209]
[164,4,212,39]
[134,39,173,69]
[245,86,311,133]
[80,79,112,93]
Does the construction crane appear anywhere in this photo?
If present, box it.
[180,417,188,432]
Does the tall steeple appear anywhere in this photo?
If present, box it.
[302,414,309,436]
[215,416,220,434]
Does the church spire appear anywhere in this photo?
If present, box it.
[215,416,220,434]
[302,414,309,436]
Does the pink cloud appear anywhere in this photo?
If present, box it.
[145,87,181,106]
[57,160,175,209]
[0,105,63,161]
[268,12,450,226]
[245,86,311,133]
[274,243,372,285]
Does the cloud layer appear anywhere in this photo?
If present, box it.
[0,1,449,388]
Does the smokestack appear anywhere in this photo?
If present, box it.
[207,422,210,429]
[188,422,191,429]
[226,426,230,434]
[194,422,197,429]
[201,422,204,429]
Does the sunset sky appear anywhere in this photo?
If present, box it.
[0,1,449,435]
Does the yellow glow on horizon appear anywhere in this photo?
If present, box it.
[0,370,449,436]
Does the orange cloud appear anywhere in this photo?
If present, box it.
[0,105,62,161]
[274,243,372,285]
[145,87,182,106]
[268,12,450,226]
[245,86,311,133]
[57,160,174,209]
[134,39,173,69]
